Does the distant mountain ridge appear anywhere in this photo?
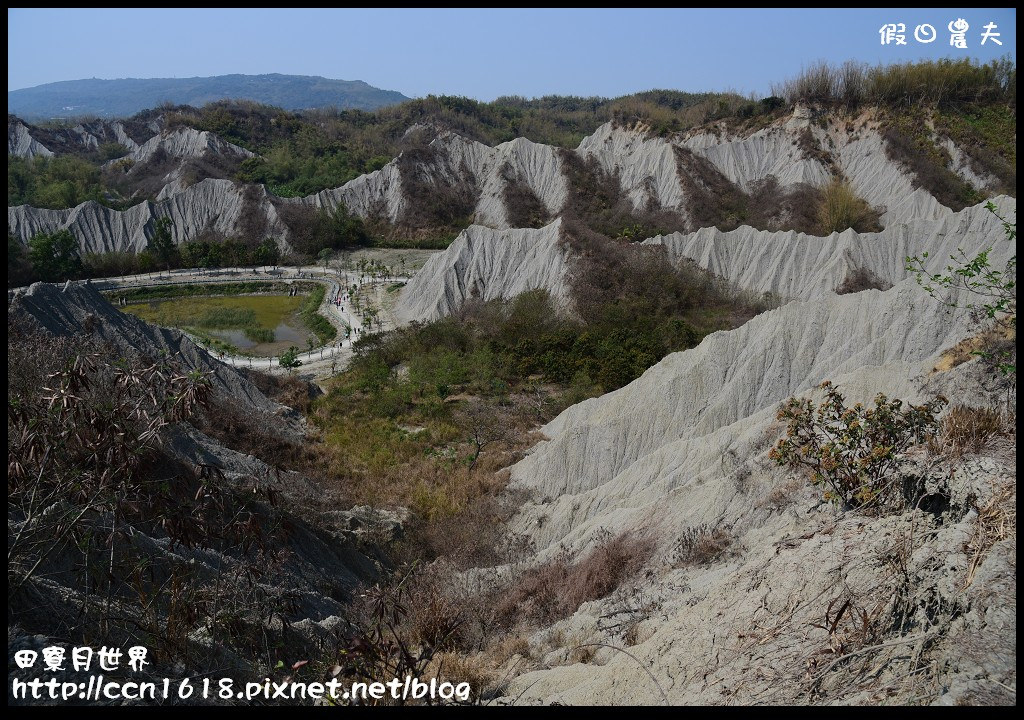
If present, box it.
[7,73,411,119]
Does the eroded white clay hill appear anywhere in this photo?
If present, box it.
[491,282,1014,705]
[382,191,1015,704]
[394,218,570,324]
[7,102,1016,706]
[7,106,1002,257]
[392,197,1014,325]
[8,116,154,158]
[645,196,1016,302]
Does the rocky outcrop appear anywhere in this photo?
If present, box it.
[392,195,1013,324]
[7,119,53,158]
[645,196,1016,301]
[7,116,154,158]
[941,136,1000,193]
[122,126,255,166]
[495,274,1014,704]
[508,280,983,554]
[63,120,143,153]
[9,281,299,436]
[304,116,996,234]
[6,112,1004,264]
[394,218,571,324]
[682,117,832,191]
[296,130,567,229]
[577,112,959,227]
[8,178,288,255]
[503,431,1014,704]
[124,127,258,200]
[461,176,1015,704]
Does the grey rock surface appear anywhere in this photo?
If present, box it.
[394,218,571,323]
[9,112,997,259]
[7,119,53,158]
[644,196,1016,301]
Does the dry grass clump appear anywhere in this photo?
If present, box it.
[964,483,1016,588]
[836,266,892,295]
[930,405,1011,458]
[930,319,1016,376]
[761,475,807,511]
[816,180,883,234]
[773,57,1015,108]
[670,524,733,567]
[400,562,467,652]
[500,162,550,229]
[426,651,498,703]
[492,531,655,628]
[198,392,309,469]
[240,366,320,413]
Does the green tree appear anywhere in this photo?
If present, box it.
[279,345,302,372]
[8,156,107,209]
[254,237,280,268]
[28,230,83,282]
[148,217,176,272]
[318,247,332,272]
[8,234,34,287]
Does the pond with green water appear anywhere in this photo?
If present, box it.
[121,295,321,356]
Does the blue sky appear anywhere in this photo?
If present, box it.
[7,8,1016,99]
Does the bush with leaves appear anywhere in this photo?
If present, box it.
[147,216,177,271]
[906,201,1016,319]
[279,345,303,371]
[906,200,1016,376]
[769,381,947,511]
[27,229,83,282]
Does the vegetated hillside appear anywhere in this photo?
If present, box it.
[7,58,1015,287]
[7,73,411,119]
[8,282,405,698]
[337,195,1014,704]
[5,60,1017,706]
[8,89,738,201]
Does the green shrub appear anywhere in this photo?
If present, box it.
[198,306,258,328]
[98,142,131,160]
[8,155,107,209]
[770,381,947,511]
[243,327,275,343]
[906,201,1016,376]
[27,229,83,282]
[907,201,1016,321]
[881,109,983,211]
[278,345,302,371]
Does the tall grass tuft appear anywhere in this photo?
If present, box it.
[816,180,883,234]
[774,57,1015,108]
